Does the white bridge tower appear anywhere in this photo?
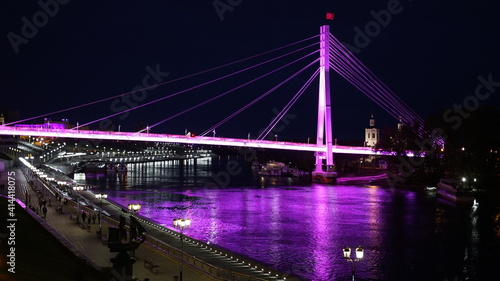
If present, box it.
[312,25,337,183]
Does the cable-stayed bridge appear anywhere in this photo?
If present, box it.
[1,24,426,183]
[0,126,383,155]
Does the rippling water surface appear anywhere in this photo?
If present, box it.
[81,158,500,281]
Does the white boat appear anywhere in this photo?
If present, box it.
[256,161,308,177]
[436,179,475,203]
[258,161,286,176]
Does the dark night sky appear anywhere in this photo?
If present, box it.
[1,1,499,141]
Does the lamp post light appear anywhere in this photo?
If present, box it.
[95,193,108,239]
[127,203,141,213]
[73,185,85,216]
[343,246,364,281]
[173,218,191,281]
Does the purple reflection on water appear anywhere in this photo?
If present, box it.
[107,184,421,280]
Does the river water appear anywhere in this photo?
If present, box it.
[78,156,500,281]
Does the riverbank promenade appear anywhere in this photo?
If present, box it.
[1,167,299,281]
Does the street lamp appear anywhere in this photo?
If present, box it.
[343,246,364,281]
[173,218,191,281]
[73,186,85,220]
[95,193,108,239]
[127,203,141,212]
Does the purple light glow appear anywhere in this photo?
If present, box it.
[14,122,68,130]
[0,125,390,155]
[105,184,403,280]
[16,198,26,209]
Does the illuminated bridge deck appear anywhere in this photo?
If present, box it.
[0,126,385,155]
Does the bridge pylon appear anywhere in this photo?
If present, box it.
[312,24,337,183]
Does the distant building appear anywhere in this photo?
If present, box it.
[365,113,379,147]
[397,116,403,131]
[14,118,72,130]
[0,109,20,125]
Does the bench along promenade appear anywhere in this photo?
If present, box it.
[8,166,300,281]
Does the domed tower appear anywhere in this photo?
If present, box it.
[365,112,379,147]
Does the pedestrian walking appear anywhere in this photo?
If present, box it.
[81,211,87,224]
[42,206,47,218]
[92,213,97,224]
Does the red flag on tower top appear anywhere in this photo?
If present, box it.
[326,12,334,20]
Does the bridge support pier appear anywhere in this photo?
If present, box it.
[312,24,337,184]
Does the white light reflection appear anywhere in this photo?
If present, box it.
[268,188,283,265]
[206,189,221,244]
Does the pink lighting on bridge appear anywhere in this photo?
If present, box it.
[14,118,70,130]
[0,25,424,163]
[0,125,388,155]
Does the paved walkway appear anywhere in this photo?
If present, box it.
[1,167,300,281]
[1,168,215,281]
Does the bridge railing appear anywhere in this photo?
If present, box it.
[1,125,387,155]
[143,233,272,281]
[58,195,273,281]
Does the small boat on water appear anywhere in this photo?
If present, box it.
[258,161,287,176]
[436,178,475,203]
[256,160,307,177]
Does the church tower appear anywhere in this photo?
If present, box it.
[365,113,379,147]
[397,116,403,131]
